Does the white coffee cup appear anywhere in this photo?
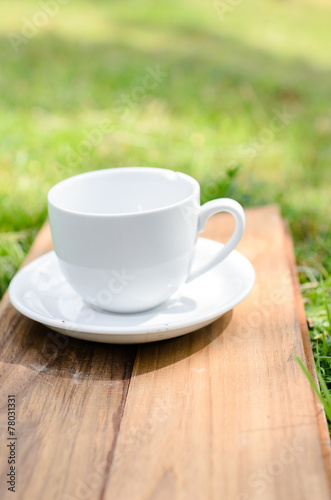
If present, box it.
[48,167,245,313]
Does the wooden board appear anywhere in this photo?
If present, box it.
[0,206,330,500]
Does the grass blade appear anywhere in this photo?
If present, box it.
[294,355,331,422]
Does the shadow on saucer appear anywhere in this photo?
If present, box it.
[88,294,197,325]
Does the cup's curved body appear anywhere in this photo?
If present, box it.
[48,168,200,313]
[48,167,245,313]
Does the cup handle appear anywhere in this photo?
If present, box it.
[186,198,245,282]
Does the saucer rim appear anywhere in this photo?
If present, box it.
[8,238,255,336]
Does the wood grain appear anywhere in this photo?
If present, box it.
[0,206,330,500]
[0,225,137,499]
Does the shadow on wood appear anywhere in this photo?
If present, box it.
[0,298,232,385]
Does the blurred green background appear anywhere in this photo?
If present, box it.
[0,0,331,297]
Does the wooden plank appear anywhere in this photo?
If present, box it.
[0,206,330,500]
[102,206,331,500]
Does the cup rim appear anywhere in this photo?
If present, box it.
[48,167,200,217]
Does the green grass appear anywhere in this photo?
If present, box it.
[0,0,331,419]
[297,274,331,429]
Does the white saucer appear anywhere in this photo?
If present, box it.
[9,238,255,344]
